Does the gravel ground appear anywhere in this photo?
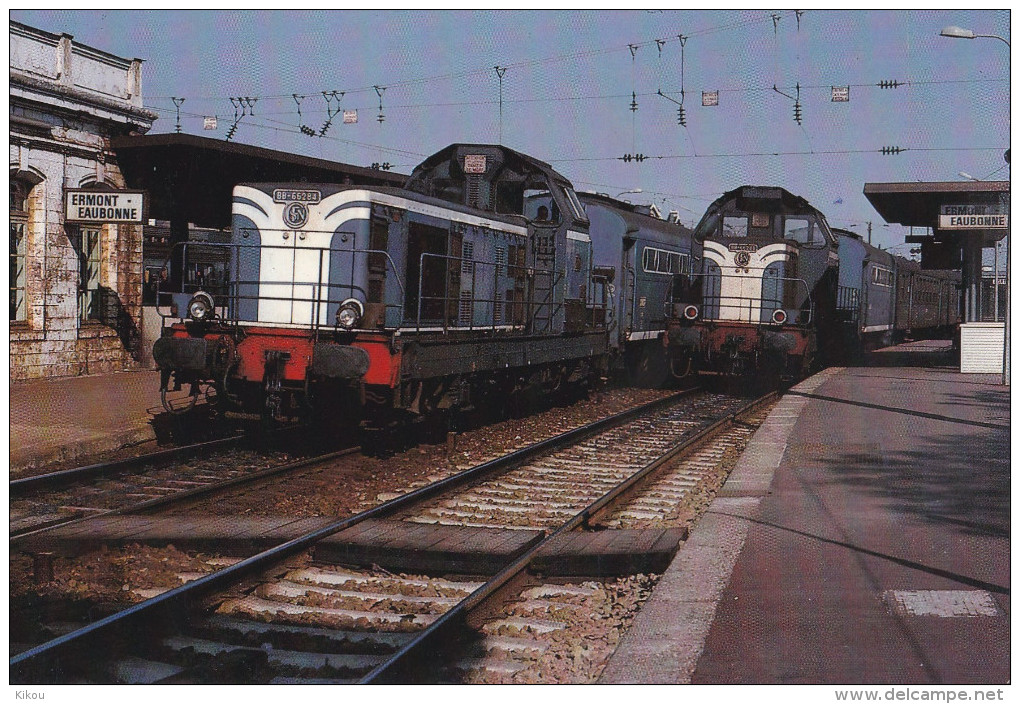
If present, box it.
[458,574,660,684]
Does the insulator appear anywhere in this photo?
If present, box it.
[880,146,903,155]
[677,105,687,126]
[630,92,638,113]
[879,80,902,89]
[300,125,317,136]
[793,102,803,125]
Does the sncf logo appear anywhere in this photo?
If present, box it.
[283,201,309,229]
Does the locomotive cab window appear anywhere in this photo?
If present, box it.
[694,212,719,241]
[524,189,559,222]
[563,187,589,223]
[722,216,748,238]
[783,218,814,245]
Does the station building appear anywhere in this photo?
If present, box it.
[10,21,157,380]
[10,20,406,381]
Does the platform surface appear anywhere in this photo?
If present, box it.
[601,363,1009,684]
[10,368,167,471]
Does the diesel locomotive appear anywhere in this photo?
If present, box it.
[665,185,958,379]
[152,144,696,423]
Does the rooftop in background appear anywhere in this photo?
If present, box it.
[111,133,408,228]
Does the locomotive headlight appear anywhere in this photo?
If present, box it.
[772,308,788,325]
[683,305,699,321]
[336,298,364,330]
[187,291,215,322]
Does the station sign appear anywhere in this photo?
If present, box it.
[65,190,146,224]
[938,204,1008,230]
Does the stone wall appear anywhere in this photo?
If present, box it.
[10,21,155,381]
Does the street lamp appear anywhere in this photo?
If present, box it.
[940,25,1010,46]
[940,24,1010,385]
[616,189,643,200]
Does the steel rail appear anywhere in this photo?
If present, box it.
[359,389,777,684]
[10,435,246,496]
[9,388,700,684]
[10,446,361,544]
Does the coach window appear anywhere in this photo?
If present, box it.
[722,216,748,238]
[10,179,30,322]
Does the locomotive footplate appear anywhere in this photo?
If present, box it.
[400,330,609,380]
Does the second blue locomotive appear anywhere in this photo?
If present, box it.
[666,185,957,379]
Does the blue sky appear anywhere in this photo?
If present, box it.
[13,9,1010,253]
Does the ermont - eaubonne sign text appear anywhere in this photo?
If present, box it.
[65,190,145,224]
[938,204,1008,230]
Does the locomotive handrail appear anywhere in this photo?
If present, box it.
[155,240,407,330]
[415,251,570,335]
[685,271,815,325]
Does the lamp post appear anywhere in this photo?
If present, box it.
[940,25,1010,385]
[940,25,1010,46]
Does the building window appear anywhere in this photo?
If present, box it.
[10,181,29,322]
[78,227,102,322]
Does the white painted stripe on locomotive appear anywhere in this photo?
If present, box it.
[862,324,893,333]
[702,241,793,323]
[567,230,591,243]
[319,189,530,236]
[626,330,665,341]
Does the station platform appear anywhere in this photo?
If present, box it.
[601,358,1010,684]
[9,368,168,473]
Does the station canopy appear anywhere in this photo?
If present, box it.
[111,133,406,229]
[864,180,1009,247]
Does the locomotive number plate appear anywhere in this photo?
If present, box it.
[273,189,322,204]
[727,242,758,252]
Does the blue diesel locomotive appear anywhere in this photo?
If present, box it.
[666,186,958,378]
[152,144,696,422]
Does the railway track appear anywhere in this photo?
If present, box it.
[9,437,355,542]
[10,389,775,684]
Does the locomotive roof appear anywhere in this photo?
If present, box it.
[406,143,573,188]
[711,185,817,213]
